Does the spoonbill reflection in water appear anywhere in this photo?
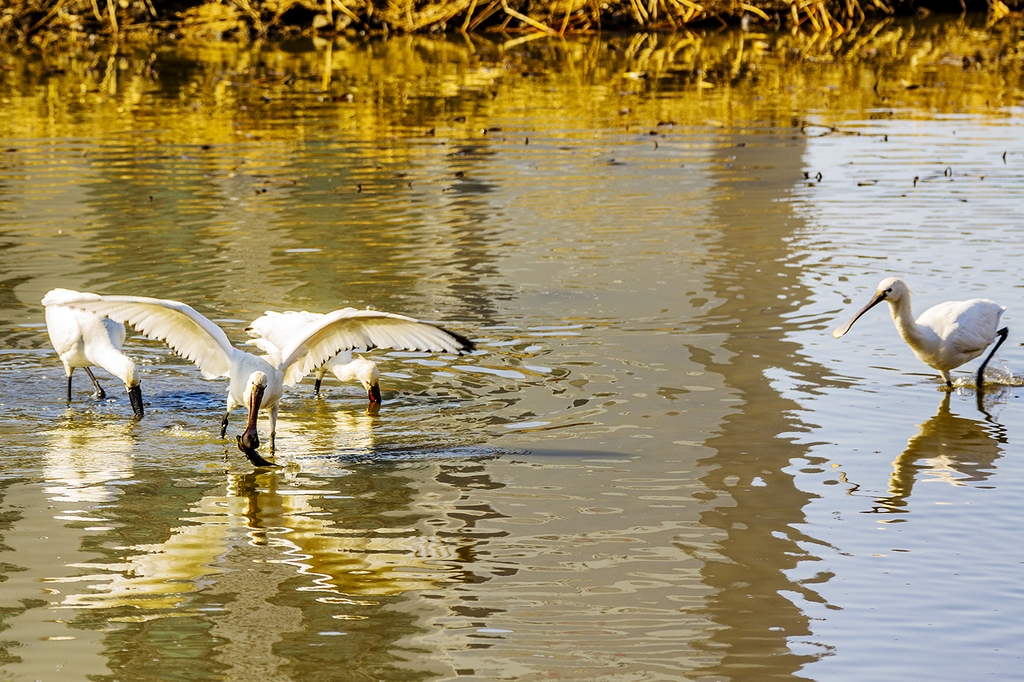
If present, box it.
[60,294,474,466]
[833,277,1008,388]
[874,392,1004,515]
[246,311,382,401]
[42,288,145,418]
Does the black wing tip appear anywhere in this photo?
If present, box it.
[442,326,476,353]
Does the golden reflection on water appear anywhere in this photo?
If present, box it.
[687,134,825,677]
[48,466,473,611]
[6,432,492,677]
[2,17,1023,145]
[1,16,1023,682]
[43,420,136,506]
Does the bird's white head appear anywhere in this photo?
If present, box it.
[874,276,909,303]
[124,362,141,389]
[833,276,910,339]
[354,357,381,403]
[243,371,270,424]
[247,371,269,394]
[332,357,382,403]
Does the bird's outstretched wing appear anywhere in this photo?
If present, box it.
[277,308,474,386]
[245,310,325,354]
[245,337,279,355]
[60,294,236,379]
[42,288,102,308]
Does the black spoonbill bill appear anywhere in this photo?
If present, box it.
[60,293,474,465]
[832,277,1008,388]
[42,288,145,418]
[246,310,386,401]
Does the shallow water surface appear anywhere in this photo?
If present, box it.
[1,20,1024,680]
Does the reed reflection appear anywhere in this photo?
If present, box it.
[690,131,838,677]
[871,393,1005,515]
[7,22,1023,334]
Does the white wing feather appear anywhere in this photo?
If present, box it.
[245,311,325,353]
[42,288,102,307]
[245,337,281,355]
[277,308,471,386]
[919,299,1005,355]
[60,294,236,379]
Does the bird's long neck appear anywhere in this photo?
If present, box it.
[93,348,140,388]
[330,356,361,382]
[888,297,927,348]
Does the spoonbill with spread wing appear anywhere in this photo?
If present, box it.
[832,277,1008,387]
[246,310,382,401]
[42,288,145,418]
[60,293,474,465]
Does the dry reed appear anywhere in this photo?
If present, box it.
[0,0,1020,44]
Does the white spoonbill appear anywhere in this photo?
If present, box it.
[42,288,145,418]
[60,293,474,465]
[832,277,1008,387]
[246,310,382,401]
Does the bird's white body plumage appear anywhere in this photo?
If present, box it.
[42,288,141,401]
[897,297,1005,377]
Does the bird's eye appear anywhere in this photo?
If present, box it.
[885,288,892,293]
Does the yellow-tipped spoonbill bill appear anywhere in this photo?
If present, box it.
[42,289,145,418]
[832,277,1008,387]
[246,311,383,401]
[60,293,474,465]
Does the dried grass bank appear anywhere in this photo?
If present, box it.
[1,0,1020,44]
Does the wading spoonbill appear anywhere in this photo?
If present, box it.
[832,277,1008,388]
[42,288,145,418]
[60,293,474,465]
[246,310,382,401]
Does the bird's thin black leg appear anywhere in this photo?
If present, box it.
[977,327,1009,388]
[220,411,230,438]
[84,367,106,399]
[66,374,73,402]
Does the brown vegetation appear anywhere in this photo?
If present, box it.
[0,0,1019,44]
